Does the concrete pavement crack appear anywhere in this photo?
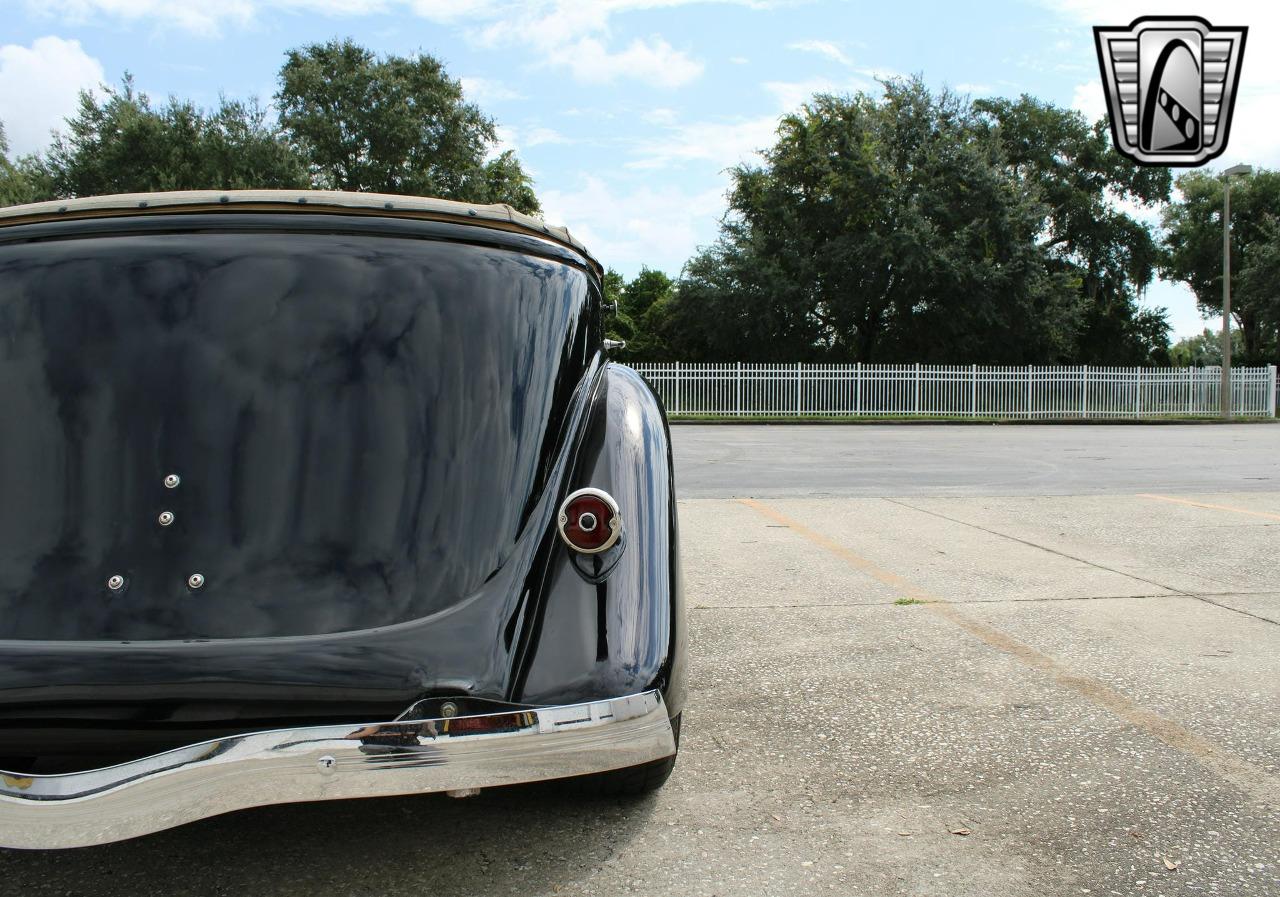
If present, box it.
[690,593,1178,610]
[881,498,1279,627]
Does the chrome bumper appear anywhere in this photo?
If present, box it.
[0,690,674,850]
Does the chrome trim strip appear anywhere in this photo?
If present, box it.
[0,691,673,850]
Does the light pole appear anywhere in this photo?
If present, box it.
[1221,163,1252,419]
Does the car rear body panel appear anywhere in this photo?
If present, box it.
[0,208,682,775]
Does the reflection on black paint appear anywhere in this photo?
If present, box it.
[0,229,593,640]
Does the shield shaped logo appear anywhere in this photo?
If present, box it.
[1094,16,1247,166]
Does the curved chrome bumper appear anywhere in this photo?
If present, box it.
[0,690,674,850]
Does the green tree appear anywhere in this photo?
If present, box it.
[602,268,634,347]
[0,122,40,207]
[614,267,678,361]
[1163,168,1280,364]
[30,76,306,199]
[621,267,674,319]
[974,96,1173,364]
[276,39,539,213]
[663,82,1172,364]
[1239,216,1280,355]
[1168,327,1243,366]
[600,267,682,361]
[668,80,1088,363]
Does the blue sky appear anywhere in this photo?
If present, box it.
[2,0,1277,339]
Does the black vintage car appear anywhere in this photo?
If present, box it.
[0,191,685,849]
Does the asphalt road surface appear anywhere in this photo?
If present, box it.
[672,422,1280,497]
[3,424,1277,896]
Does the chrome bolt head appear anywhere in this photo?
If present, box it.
[158,511,175,526]
[317,755,336,775]
[164,474,181,489]
[187,573,205,590]
[107,574,125,591]
[440,701,460,718]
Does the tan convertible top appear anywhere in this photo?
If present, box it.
[0,189,601,274]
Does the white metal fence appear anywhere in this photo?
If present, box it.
[629,363,1279,419]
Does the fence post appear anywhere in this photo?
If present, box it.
[970,364,977,417]
[673,361,681,415]
[736,361,742,417]
[914,363,921,414]
[1270,364,1278,418]
[855,360,865,417]
[1136,368,1143,419]
[1026,365,1032,419]
[795,362,802,415]
[1081,365,1089,418]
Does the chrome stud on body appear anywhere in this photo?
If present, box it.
[187,573,205,590]
[164,474,181,489]
[158,511,175,526]
[107,574,125,591]
[316,755,336,775]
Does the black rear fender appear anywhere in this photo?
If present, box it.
[515,364,685,718]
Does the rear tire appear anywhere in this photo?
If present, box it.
[565,713,681,797]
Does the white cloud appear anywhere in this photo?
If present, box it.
[788,40,851,66]
[490,124,519,158]
[525,126,569,146]
[459,76,523,103]
[468,2,710,86]
[541,174,727,274]
[643,107,678,125]
[487,124,570,157]
[555,35,703,87]
[1070,80,1106,125]
[628,115,778,170]
[32,1,258,34]
[763,76,871,112]
[0,36,105,157]
[31,0,761,88]
[627,71,881,172]
[31,0,403,33]
[729,55,749,65]
[782,39,900,87]
[408,0,499,22]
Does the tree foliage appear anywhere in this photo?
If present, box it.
[0,123,41,207]
[643,80,1173,365]
[1163,169,1280,364]
[6,41,540,215]
[34,76,307,197]
[1168,327,1243,367]
[276,39,538,212]
[976,95,1172,365]
[602,267,682,361]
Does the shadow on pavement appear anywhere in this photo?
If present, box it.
[0,782,659,894]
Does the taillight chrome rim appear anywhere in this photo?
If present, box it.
[557,487,622,554]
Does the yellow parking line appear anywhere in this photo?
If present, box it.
[1138,493,1280,522]
[737,497,1280,807]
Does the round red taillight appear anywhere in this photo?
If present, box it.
[557,488,622,553]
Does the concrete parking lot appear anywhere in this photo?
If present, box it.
[2,424,1277,895]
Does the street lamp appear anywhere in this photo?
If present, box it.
[1221,162,1252,419]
